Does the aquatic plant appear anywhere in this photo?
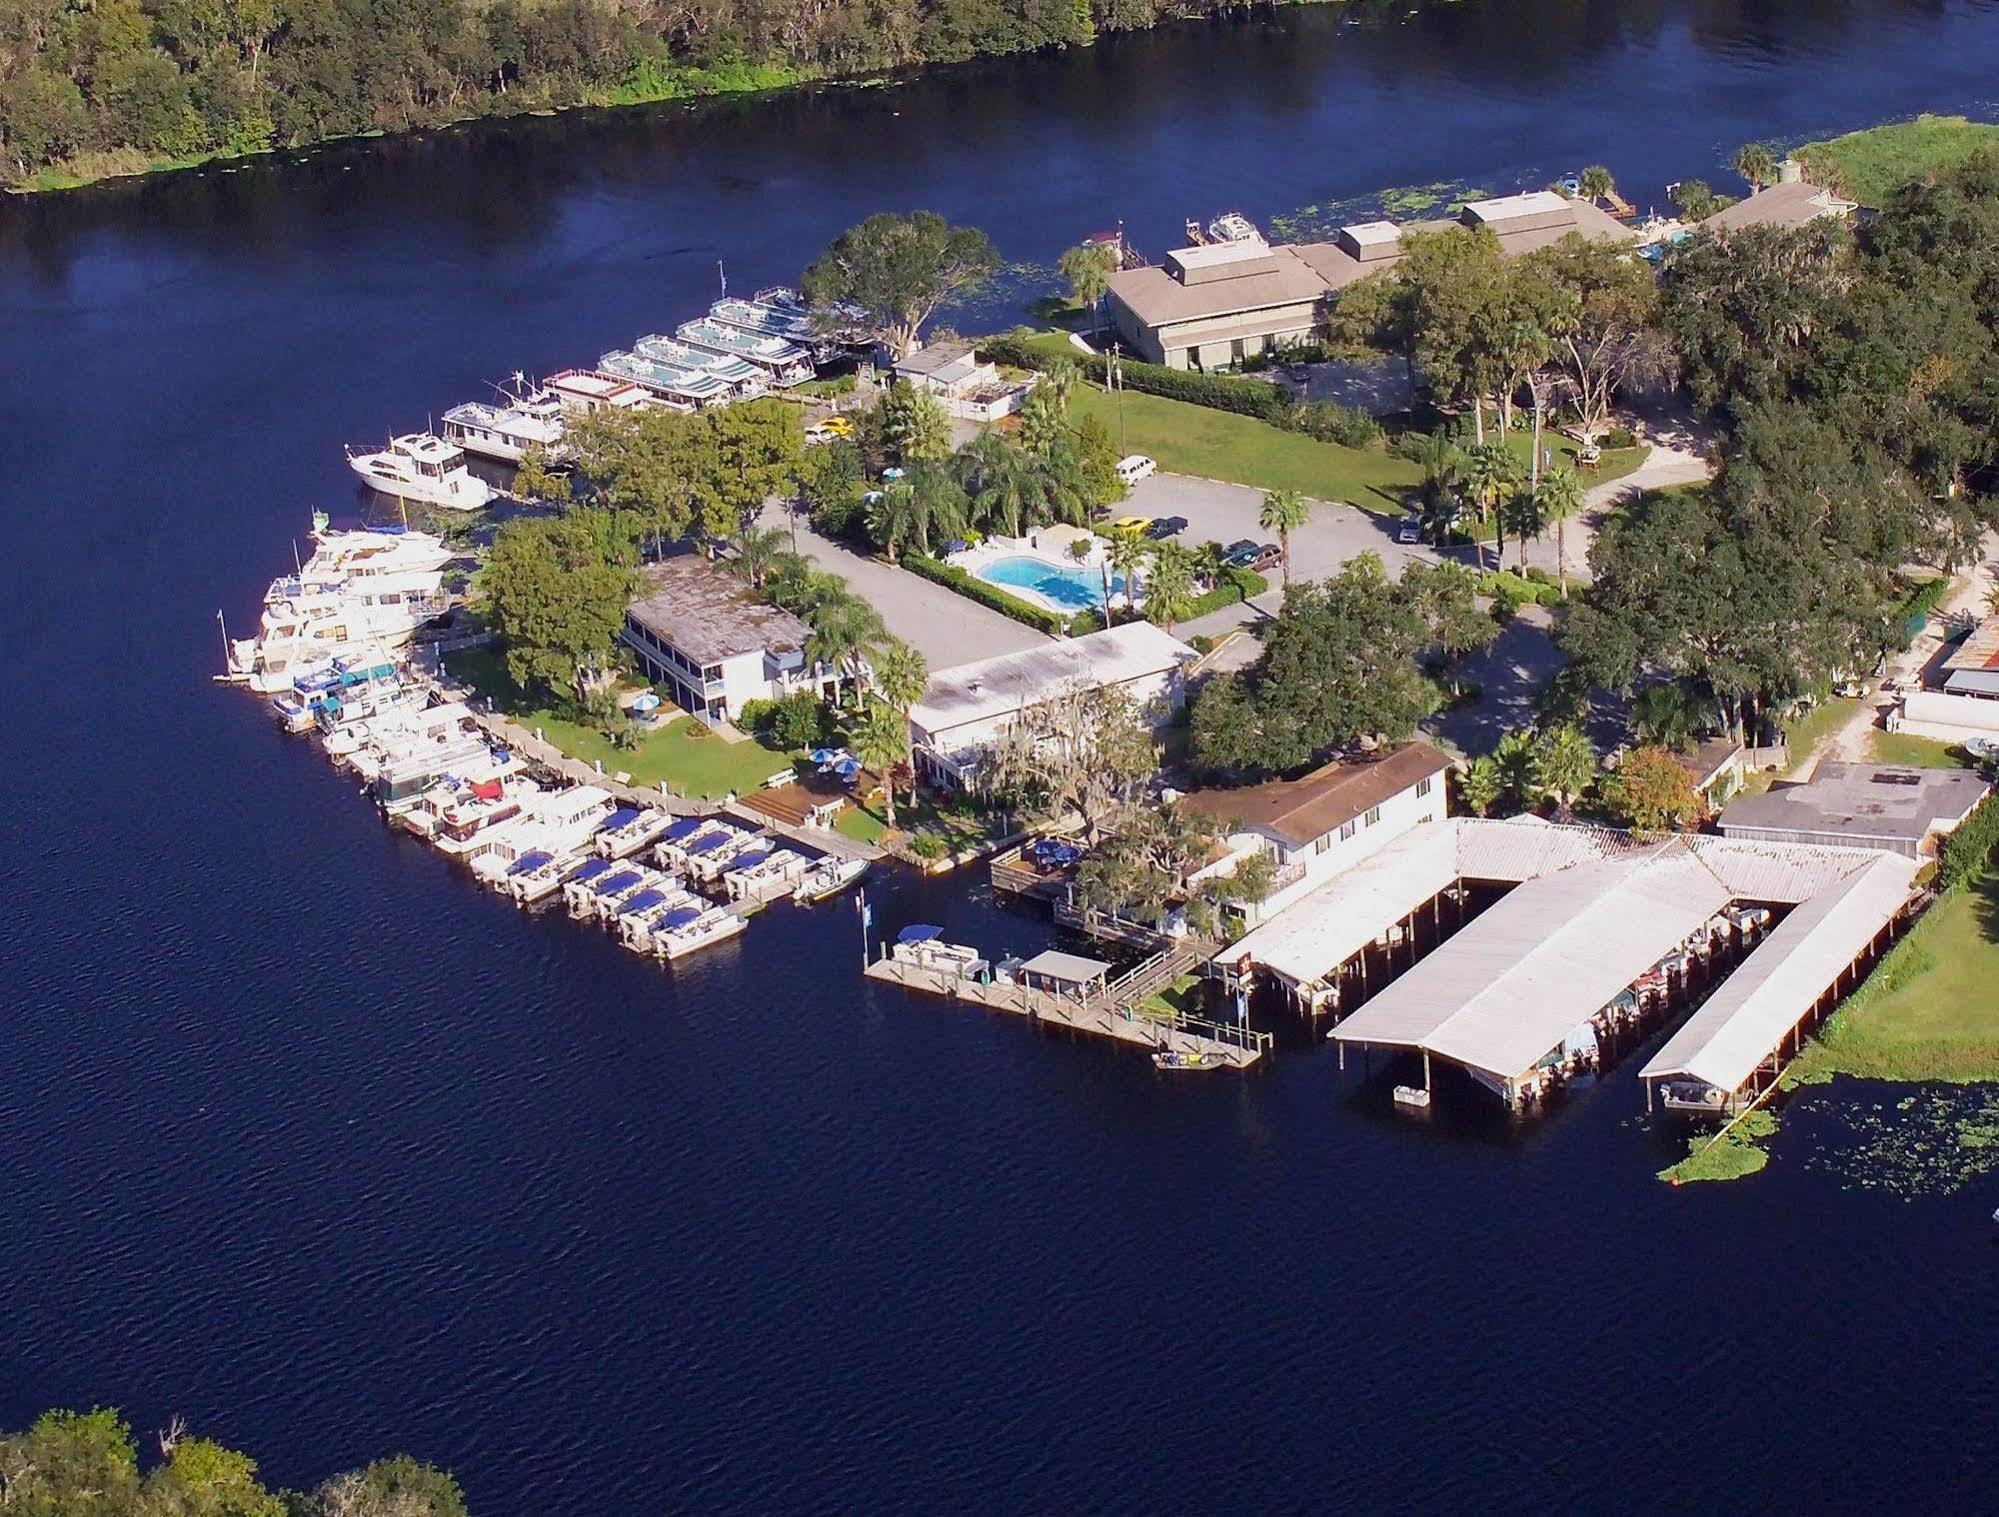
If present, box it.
[1657,1108,1779,1184]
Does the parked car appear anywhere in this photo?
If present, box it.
[1116,454,1157,486]
[821,415,854,437]
[1223,538,1258,562]
[1244,543,1283,572]
[1397,513,1423,544]
[1145,516,1189,541]
[804,423,835,445]
[1107,514,1152,535]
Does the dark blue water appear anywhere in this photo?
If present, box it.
[5,2,1998,1509]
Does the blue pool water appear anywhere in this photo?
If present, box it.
[977,554,1127,612]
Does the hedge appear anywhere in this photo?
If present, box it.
[1896,574,1951,645]
[1064,566,1269,636]
[980,331,1297,425]
[1938,792,1999,893]
[902,553,1069,635]
[1478,569,1566,609]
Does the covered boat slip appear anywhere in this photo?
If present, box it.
[1219,817,1918,1106]
[1638,851,1919,1111]
[1329,843,1735,1101]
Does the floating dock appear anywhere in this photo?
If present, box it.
[864,948,1270,1068]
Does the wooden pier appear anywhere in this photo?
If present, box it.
[865,946,1270,1068]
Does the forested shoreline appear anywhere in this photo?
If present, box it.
[0,0,1326,191]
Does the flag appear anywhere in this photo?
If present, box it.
[1235,987,1249,1025]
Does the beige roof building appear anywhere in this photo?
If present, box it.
[1699,177,1858,234]
[1105,193,1640,371]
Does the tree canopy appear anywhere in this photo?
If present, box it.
[801,211,1001,357]
[481,510,636,705]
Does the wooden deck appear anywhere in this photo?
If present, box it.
[865,949,1269,1068]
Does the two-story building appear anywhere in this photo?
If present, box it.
[621,557,841,725]
[908,621,1197,789]
[1179,742,1454,926]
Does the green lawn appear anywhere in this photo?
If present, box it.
[1780,696,1860,776]
[1793,871,1999,1083]
[1139,973,1206,1019]
[445,648,798,800]
[1801,114,1999,207]
[1870,730,1977,769]
[838,794,998,855]
[1065,384,1422,512]
[1499,433,1649,491]
[834,805,889,844]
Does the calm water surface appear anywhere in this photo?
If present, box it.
[4,2,1998,1509]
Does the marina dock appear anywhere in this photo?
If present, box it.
[865,944,1270,1068]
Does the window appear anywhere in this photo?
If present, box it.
[1364,806,1382,827]
[1339,819,1357,842]
[1416,776,1433,798]
[1314,833,1333,855]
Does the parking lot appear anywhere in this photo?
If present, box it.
[1122,470,1441,623]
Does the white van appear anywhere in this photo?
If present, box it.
[1116,454,1157,486]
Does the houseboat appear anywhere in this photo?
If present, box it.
[721,847,810,903]
[441,377,568,463]
[675,317,814,387]
[633,335,768,397]
[594,806,676,860]
[653,903,748,961]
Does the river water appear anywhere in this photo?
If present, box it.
[4,2,1998,1510]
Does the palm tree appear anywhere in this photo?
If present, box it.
[850,702,910,827]
[1534,725,1597,816]
[1536,465,1588,593]
[870,636,929,794]
[865,483,927,563]
[1456,755,1502,817]
[807,590,886,706]
[1577,164,1615,206]
[1632,682,1706,752]
[1042,355,1080,411]
[1104,526,1148,615]
[1143,539,1199,633]
[1492,729,1543,811]
[1057,243,1117,338]
[1194,538,1230,592]
[1733,141,1776,194]
[909,460,969,555]
[1461,442,1515,571]
[729,523,790,589]
[959,432,1034,538]
[1257,488,1311,589]
[1505,487,1545,575]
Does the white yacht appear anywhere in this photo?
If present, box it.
[441,376,568,464]
[347,433,493,511]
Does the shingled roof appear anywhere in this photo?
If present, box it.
[1179,743,1453,848]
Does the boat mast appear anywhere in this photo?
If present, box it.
[717,259,727,299]
[216,608,231,672]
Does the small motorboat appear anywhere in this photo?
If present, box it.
[795,855,869,903]
[1153,1047,1227,1072]
[1393,1084,1433,1109]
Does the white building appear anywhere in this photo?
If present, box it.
[1180,742,1453,927]
[621,558,840,725]
[893,339,1035,422]
[908,621,1196,789]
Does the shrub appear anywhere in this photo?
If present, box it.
[1604,425,1638,449]
[1295,399,1386,450]
[981,331,1297,424]
[1189,634,1216,655]
[1896,574,1951,645]
[739,689,830,750]
[907,833,949,861]
[809,493,866,541]
[1938,794,1999,893]
[902,552,1068,635]
[1183,566,1269,620]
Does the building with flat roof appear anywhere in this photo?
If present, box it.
[1939,616,1999,698]
[1104,196,1639,370]
[621,557,837,725]
[908,621,1195,788]
[1716,762,1989,858]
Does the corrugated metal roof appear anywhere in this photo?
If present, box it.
[1639,852,1918,1091]
[1332,844,1733,1084]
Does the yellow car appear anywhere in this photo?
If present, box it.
[1107,515,1152,535]
[821,415,855,437]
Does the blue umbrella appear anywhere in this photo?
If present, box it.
[835,757,862,778]
[808,748,840,766]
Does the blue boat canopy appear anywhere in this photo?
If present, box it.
[508,850,553,876]
[660,817,704,843]
[659,906,702,930]
[593,869,641,895]
[602,805,641,832]
[730,849,771,871]
[620,888,667,916]
[686,833,729,856]
[898,924,943,944]
[569,857,613,883]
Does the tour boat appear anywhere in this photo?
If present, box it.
[440,376,568,463]
[793,856,869,903]
[346,433,493,511]
[653,904,749,961]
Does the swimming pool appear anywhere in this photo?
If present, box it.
[976,554,1128,613]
